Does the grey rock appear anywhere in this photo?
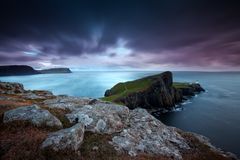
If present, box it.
[43,95,92,111]
[41,123,84,152]
[21,90,54,99]
[0,82,25,94]
[66,102,129,134]
[111,108,189,159]
[3,105,62,128]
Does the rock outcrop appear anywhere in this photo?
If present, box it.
[41,123,84,152]
[103,71,205,110]
[3,105,63,128]
[66,102,129,134]
[0,81,25,94]
[111,108,189,159]
[43,95,92,111]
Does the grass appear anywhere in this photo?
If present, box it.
[0,121,48,160]
[178,131,234,160]
[172,82,191,89]
[101,74,162,103]
[101,73,192,103]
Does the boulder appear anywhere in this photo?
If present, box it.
[66,102,129,134]
[0,82,25,94]
[111,108,189,159]
[3,105,62,128]
[41,123,84,152]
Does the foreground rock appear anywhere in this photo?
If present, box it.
[111,108,189,159]
[103,71,205,110]
[0,81,25,94]
[66,102,129,134]
[3,105,63,128]
[41,123,84,152]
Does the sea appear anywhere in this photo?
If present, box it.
[1,71,240,156]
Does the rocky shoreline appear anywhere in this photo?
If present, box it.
[0,81,238,160]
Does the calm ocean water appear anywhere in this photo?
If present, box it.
[1,71,240,156]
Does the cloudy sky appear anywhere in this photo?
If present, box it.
[0,0,240,71]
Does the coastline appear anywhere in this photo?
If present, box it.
[0,81,238,160]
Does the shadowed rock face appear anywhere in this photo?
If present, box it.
[0,65,39,76]
[104,71,205,110]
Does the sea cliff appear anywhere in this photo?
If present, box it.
[103,71,205,111]
[0,80,238,160]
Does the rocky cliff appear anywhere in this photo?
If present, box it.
[0,81,237,160]
[103,71,205,110]
[0,65,39,76]
[0,65,72,76]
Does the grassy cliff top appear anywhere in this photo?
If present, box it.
[101,72,191,103]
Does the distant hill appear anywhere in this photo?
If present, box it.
[0,65,72,76]
[39,68,72,74]
[0,65,39,76]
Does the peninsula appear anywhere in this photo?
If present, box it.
[0,65,72,76]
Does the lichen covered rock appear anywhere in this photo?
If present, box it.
[41,123,84,152]
[111,108,190,159]
[3,105,63,128]
[0,81,25,94]
[43,95,92,111]
[66,102,129,134]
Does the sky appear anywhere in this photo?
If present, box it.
[0,0,240,71]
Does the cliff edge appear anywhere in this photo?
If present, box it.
[103,71,205,110]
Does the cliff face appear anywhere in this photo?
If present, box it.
[0,65,39,76]
[103,71,205,110]
[39,68,72,74]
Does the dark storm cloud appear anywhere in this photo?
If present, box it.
[0,0,240,69]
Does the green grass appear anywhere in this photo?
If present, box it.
[101,73,193,103]
[101,73,165,103]
[172,82,191,89]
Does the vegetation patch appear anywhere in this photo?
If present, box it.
[0,121,48,160]
[172,82,191,89]
[178,131,233,160]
